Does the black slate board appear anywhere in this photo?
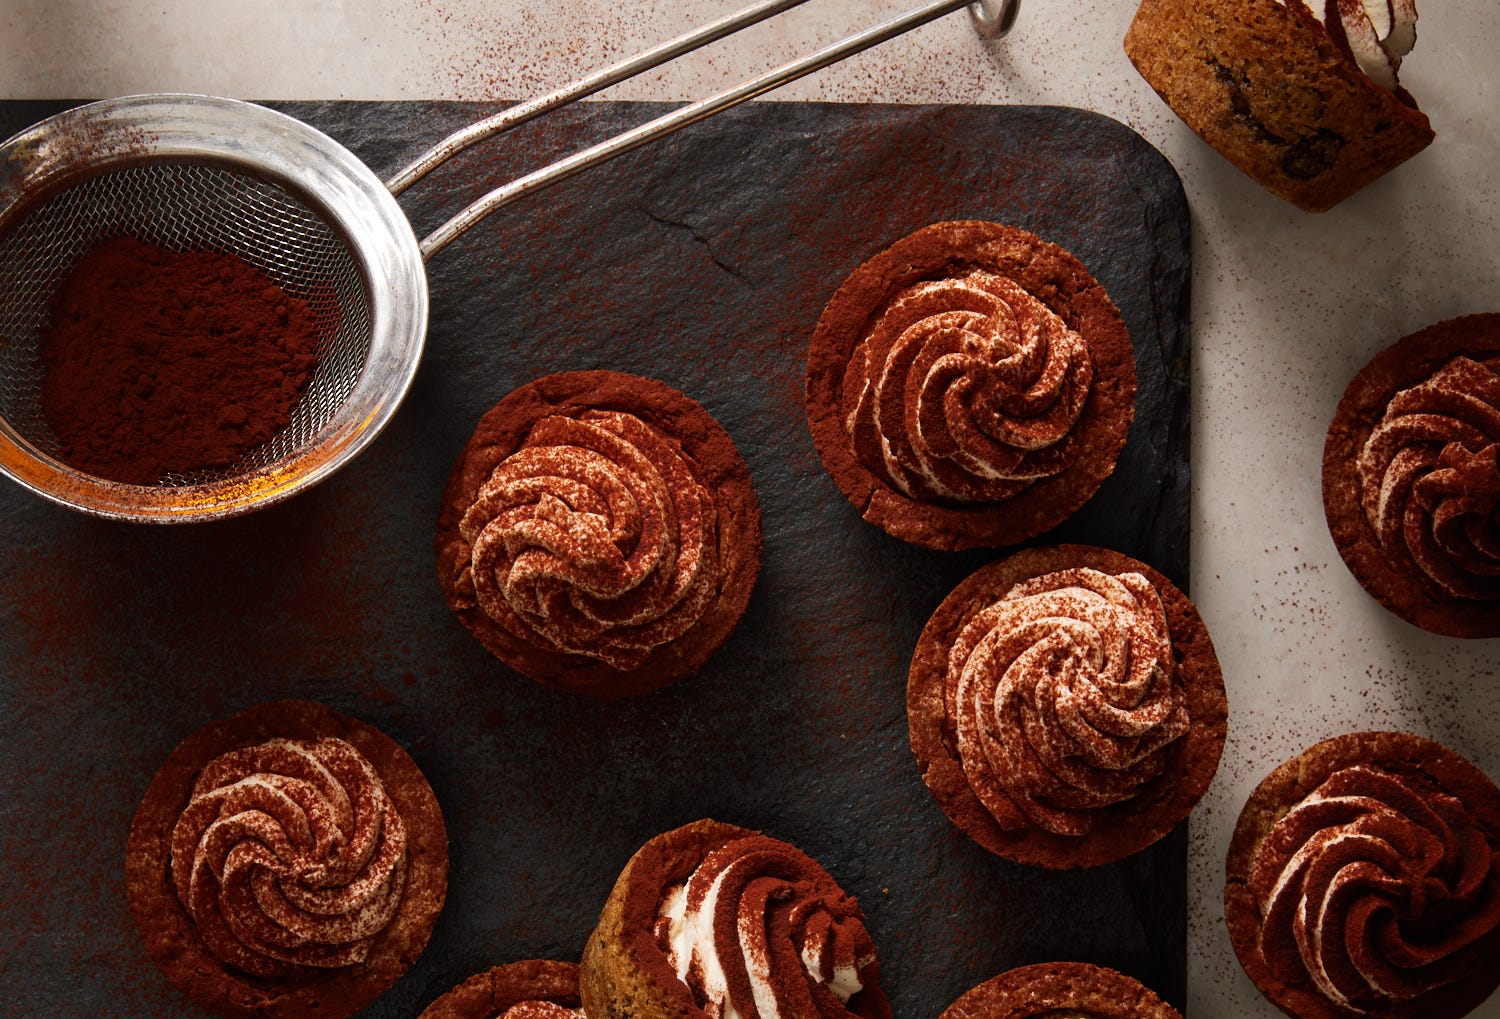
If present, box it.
[0,100,1191,1017]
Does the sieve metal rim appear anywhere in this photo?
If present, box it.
[0,94,428,524]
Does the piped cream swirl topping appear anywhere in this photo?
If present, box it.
[170,737,408,977]
[1247,764,1500,1012]
[841,270,1092,504]
[1281,0,1418,92]
[1356,356,1500,602]
[945,567,1188,836]
[460,410,719,670]
[652,835,883,1019]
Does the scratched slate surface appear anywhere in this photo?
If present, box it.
[0,100,1191,1017]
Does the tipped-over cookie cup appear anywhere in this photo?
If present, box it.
[907,544,1227,868]
[126,699,448,1019]
[580,818,891,1019]
[1322,314,1500,638]
[805,221,1135,552]
[1225,731,1500,1019]
[418,959,581,1019]
[939,961,1183,1019]
[437,370,763,698]
[1124,0,1434,212]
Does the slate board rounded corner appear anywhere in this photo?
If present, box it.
[0,98,1194,1017]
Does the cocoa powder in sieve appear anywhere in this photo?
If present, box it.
[37,236,321,485]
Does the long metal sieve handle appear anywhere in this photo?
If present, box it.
[386,0,816,196]
[411,0,1019,260]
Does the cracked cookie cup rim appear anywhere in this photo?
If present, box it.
[417,959,580,1019]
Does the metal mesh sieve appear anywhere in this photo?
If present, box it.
[0,95,428,522]
[0,161,372,486]
[0,0,1017,521]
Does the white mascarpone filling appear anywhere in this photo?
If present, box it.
[659,873,864,1019]
[1277,0,1417,91]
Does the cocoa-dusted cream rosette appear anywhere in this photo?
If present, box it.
[1226,731,1500,1019]
[1324,314,1500,638]
[907,545,1226,868]
[580,819,891,1019]
[939,962,1183,1019]
[806,220,1135,551]
[126,700,448,1019]
[419,959,582,1019]
[437,371,763,697]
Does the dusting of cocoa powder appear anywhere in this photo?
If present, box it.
[37,236,321,485]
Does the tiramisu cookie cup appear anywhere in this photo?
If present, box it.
[419,959,581,1019]
[125,700,448,1019]
[437,370,763,698]
[805,221,1135,552]
[580,818,892,1019]
[1124,0,1434,211]
[1323,314,1500,638]
[940,961,1183,1019]
[907,544,1227,868]
[1225,731,1500,1019]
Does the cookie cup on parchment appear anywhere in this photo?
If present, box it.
[1322,313,1500,639]
[418,959,581,1019]
[1124,0,1434,211]
[1225,731,1500,1019]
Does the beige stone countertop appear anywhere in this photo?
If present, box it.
[5,1,1499,1016]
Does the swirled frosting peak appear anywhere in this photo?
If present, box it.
[170,737,409,977]
[1356,356,1500,602]
[1247,764,1500,1011]
[460,409,719,670]
[653,835,882,1019]
[842,270,1093,504]
[945,567,1188,836]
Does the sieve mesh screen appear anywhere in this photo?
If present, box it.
[0,160,372,486]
